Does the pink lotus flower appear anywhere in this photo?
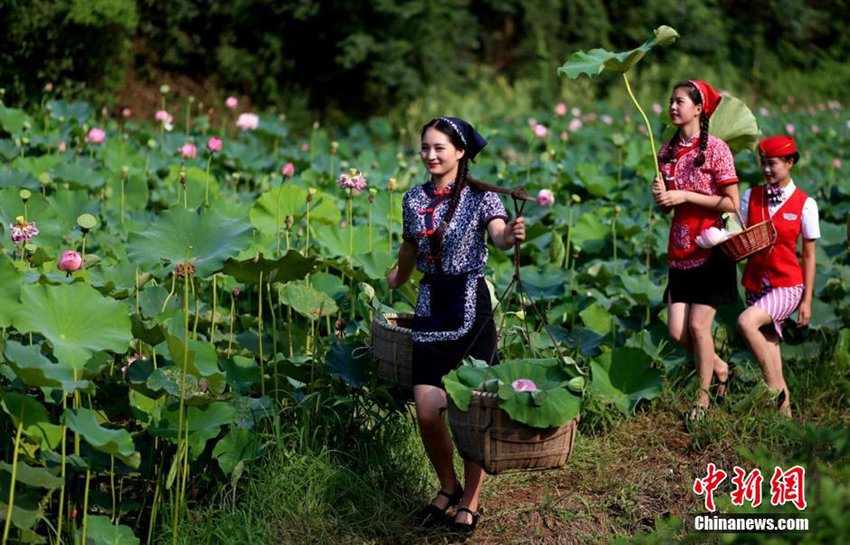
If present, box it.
[554,102,567,116]
[338,168,367,193]
[300,143,309,152]
[785,123,795,135]
[58,141,67,152]
[652,103,662,115]
[787,95,795,104]
[759,107,769,116]
[536,189,554,207]
[122,108,132,118]
[527,117,538,128]
[225,96,238,109]
[828,100,841,110]
[534,124,548,139]
[44,82,54,92]
[155,110,173,131]
[834,159,842,169]
[179,143,197,159]
[568,118,582,132]
[638,125,646,134]
[236,113,259,131]
[9,216,39,243]
[811,125,820,134]
[85,127,105,144]
[206,136,222,153]
[571,107,581,117]
[582,113,597,122]
[122,352,147,373]
[818,103,826,111]
[281,162,295,178]
[57,251,83,273]
[511,379,537,393]
[600,115,613,125]
[560,131,569,141]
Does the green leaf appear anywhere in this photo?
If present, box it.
[353,250,395,280]
[0,255,21,327]
[212,429,261,477]
[0,481,43,531]
[150,402,236,440]
[558,25,679,79]
[312,224,372,258]
[279,281,339,320]
[221,251,320,285]
[3,340,91,392]
[61,409,141,468]
[0,392,61,449]
[14,282,132,368]
[0,461,63,491]
[589,347,663,415]
[579,303,613,335]
[83,515,140,545]
[51,162,105,189]
[325,342,370,387]
[0,104,29,133]
[127,205,253,278]
[250,185,340,233]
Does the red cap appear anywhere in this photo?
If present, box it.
[688,80,722,117]
[758,135,797,157]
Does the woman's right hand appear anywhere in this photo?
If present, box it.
[651,175,666,203]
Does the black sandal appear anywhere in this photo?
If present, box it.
[712,361,737,401]
[686,403,708,423]
[452,506,480,534]
[419,486,463,525]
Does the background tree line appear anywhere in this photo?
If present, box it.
[1,0,848,119]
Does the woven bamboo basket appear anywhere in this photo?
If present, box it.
[447,390,579,475]
[370,313,415,392]
[719,219,777,262]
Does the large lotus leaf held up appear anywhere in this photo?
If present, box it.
[558,26,679,79]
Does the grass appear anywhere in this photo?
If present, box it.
[176,349,849,544]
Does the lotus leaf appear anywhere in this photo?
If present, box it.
[250,185,340,234]
[0,461,63,491]
[353,250,395,280]
[279,281,339,320]
[222,251,320,285]
[312,224,373,258]
[1,391,62,450]
[0,256,21,327]
[0,481,43,531]
[46,100,92,124]
[61,409,141,468]
[51,162,105,189]
[580,303,613,335]
[589,346,662,414]
[212,429,262,477]
[558,26,679,79]
[127,205,253,278]
[325,342,370,387]
[82,515,140,545]
[0,104,31,133]
[3,340,91,392]
[14,282,132,368]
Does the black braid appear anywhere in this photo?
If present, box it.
[660,132,679,164]
[695,114,709,167]
[442,157,468,226]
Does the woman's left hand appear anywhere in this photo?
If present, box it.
[504,216,526,245]
[797,299,812,328]
[655,190,688,207]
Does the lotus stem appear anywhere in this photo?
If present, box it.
[267,281,279,403]
[622,73,660,178]
[368,201,373,251]
[172,252,192,543]
[257,272,265,397]
[191,277,200,340]
[612,214,618,275]
[204,155,212,207]
[388,190,394,253]
[81,468,91,545]
[120,175,126,224]
[210,275,218,348]
[227,295,236,358]
[564,204,574,271]
[276,187,282,257]
[110,457,116,521]
[1,409,25,545]
[646,206,653,278]
[287,306,293,358]
[57,395,67,543]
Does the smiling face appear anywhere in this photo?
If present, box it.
[669,86,703,128]
[420,127,465,181]
[760,156,794,185]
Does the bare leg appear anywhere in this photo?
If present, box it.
[414,385,460,509]
[455,461,485,524]
[688,304,719,413]
[737,307,790,415]
[669,301,729,392]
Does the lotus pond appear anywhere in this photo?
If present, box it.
[0,93,848,544]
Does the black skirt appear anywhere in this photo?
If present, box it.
[664,248,739,306]
[412,277,499,388]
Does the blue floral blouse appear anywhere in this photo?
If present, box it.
[401,180,508,342]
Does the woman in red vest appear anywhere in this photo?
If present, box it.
[737,135,820,416]
[652,80,740,422]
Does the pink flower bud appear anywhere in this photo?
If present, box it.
[58,141,67,152]
[652,103,662,115]
[44,82,54,92]
[527,117,538,128]
[511,379,537,393]
[600,115,613,125]
[571,107,581,117]
[534,124,548,139]
[206,136,222,153]
[554,103,567,116]
[85,127,106,144]
[154,110,171,122]
[560,131,568,141]
[236,113,259,131]
[568,119,582,132]
[122,108,132,118]
[536,189,554,207]
[226,96,238,109]
[179,143,197,159]
[301,143,309,152]
[281,162,295,178]
[758,107,769,117]
[833,159,842,169]
[811,125,820,134]
[785,123,795,135]
[57,251,83,272]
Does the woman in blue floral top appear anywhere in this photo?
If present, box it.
[387,117,525,533]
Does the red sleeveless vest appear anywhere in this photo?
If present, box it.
[742,185,807,292]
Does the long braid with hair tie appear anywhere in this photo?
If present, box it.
[428,157,469,267]
[660,132,679,164]
[695,115,709,167]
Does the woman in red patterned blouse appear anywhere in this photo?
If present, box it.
[651,80,740,422]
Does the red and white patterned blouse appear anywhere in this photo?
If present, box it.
[658,132,738,269]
